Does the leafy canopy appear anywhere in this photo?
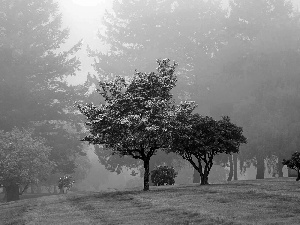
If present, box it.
[170,114,247,184]
[0,0,83,130]
[0,128,54,187]
[78,59,180,159]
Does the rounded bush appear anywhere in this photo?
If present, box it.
[151,165,178,186]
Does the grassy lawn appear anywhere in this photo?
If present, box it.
[0,178,300,224]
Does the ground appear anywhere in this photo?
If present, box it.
[0,178,300,224]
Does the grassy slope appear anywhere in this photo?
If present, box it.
[0,178,300,225]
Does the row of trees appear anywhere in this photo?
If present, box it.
[82,0,300,181]
[78,59,247,190]
[0,0,92,201]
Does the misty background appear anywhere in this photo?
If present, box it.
[1,0,300,192]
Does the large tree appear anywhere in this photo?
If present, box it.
[78,59,194,191]
[0,0,83,130]
[0,128,53,202]
[170,114,246,185]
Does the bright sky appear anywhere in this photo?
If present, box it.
[58,0,112,85]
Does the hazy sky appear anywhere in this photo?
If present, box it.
[59,0,112,85]
[59,0,300,85]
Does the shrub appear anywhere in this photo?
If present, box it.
[58,175,75,190]
[282,152,300,181]
[151,165,178,186]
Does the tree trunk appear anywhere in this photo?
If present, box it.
[19,183,30,195]
[277,155,284,177]
[143,159,150,191]
[23,187,28,194]
[256,157,265,179]
[6,183,20,202]
[200,170,209,185]
[297,169,300,181]
[149,160,155,186]
[233,154,238,180]
[193,168,200,183]
[227,155,233,181]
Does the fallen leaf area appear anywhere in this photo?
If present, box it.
[1,178,300,225]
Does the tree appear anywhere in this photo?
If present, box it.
[78,59,193,191]
[170,114,246,185]
[0,0,83,131]
[34,121,86,174]
[282,152,300,181]
[0,0,90,190]
[209,102,240,181]
[0,128,53,202]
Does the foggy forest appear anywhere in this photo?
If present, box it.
[1,0,300,208]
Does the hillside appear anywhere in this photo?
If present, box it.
[0,178,300,224]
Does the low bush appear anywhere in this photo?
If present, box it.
[151,165,178,186]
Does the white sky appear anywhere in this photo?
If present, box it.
[58,0,112,85]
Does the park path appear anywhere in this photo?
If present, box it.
[23,193,95,225]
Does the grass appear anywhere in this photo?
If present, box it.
[0,178,300,224]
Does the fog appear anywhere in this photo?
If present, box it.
[1,0,300,196]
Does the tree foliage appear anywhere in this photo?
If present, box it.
[0,127,53,201]
[0,0,89,186]
[78,59,195,191]
[170,114,246,185]
[33,121,86,174]
[0,0,83,130]
[87,0,237,181]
